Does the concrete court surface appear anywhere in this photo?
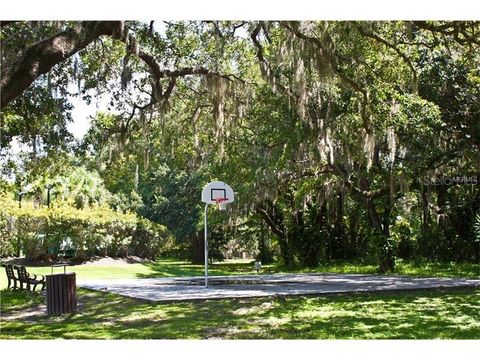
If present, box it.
[78,273,480,302]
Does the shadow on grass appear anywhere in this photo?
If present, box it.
[134,259,272,279]
[0,289,44,312]
[136,258,480,280]
[1,287,479,339]
[133,258,383,280]
[253,290,480,339]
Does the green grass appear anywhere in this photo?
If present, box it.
[1,258,479,290]
[275,260,480,278]
[0,258,262,289]
[1,258,479,339]
[1,288,479,339]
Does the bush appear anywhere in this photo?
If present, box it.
[391,216,416,260]
[0,193,172,260]
[131,218,174,260]
[0,205,16,257]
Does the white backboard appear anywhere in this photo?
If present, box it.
[201,181,234,205]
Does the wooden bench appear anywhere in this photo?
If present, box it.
[14,265,46,292]
[2,264,20,290]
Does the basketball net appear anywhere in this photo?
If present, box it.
[214,198,228,211]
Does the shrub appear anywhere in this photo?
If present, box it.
[131,218,174,260]
[391,216,416,260]
[0,194,172,260]
[0,205,16,257]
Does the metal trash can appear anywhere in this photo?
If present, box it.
[46,273,77,315]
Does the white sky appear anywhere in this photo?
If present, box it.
[67,91,106,139]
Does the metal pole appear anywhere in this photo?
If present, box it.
[204,203,209,288]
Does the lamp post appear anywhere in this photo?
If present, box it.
[17,190,27,257]
[46,184,53,208]
[18,191,26,208]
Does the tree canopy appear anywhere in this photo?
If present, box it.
[1,21,479,270]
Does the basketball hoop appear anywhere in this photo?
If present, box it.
[215,198,228,211]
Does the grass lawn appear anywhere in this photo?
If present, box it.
[276,260,480,278]
[1,287,479,339]
[1,258,479,290]
[1,258,479,339]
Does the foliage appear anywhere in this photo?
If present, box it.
[391,215,416,260]
[0,204,16,257]
[2,21,480,270]
[0,193,173,259]
[138,164,202,245]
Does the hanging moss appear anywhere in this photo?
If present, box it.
[363,129,375,171]
[120,55,133,90]
[205,75,235,159]
[386,126,397,166]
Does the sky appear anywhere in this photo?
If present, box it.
[67,90,106,139]
[66,83,113,140]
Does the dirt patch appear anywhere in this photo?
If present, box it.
[0,256,153,267]
[232,301,274,315]
[1,297,87,322]
[82,256,153,266]
[1,303,48,321]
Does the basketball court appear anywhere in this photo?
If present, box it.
[78,273,480,303]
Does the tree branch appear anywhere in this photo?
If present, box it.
[413,21,480,46]
[1,21,125,107]
[251,22,299,101]
[356,25,418,93]
[0,21,20,28]
[328,162,389,200]
[1,20,243,109]
[255,204,285,239]
[132,47,243,107]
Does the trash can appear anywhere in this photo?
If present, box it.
[46,273,77,315]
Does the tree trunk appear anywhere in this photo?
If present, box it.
[255,202,293,265]
[335,190,345,258]
[476,242,480,264]
[421,185,430,257]
[378,192,395,273]
[360,174,395,273]
[257,217,272,263]
[190,232,204,264]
